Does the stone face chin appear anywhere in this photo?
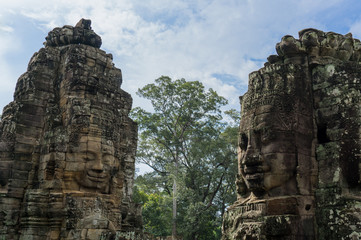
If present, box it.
[0,19,142,239]
[222,29,361,240]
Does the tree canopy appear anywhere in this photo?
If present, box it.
[131,76,238,239]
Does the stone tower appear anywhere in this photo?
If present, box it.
[0,19,142,239]
[222,29,361,239]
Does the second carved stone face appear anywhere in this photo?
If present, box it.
[238,101,300,198]
[239,127,297,195]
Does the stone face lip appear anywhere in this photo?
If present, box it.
[45,18,102,48]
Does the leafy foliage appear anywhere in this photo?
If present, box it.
[131,76,239,239]
[134,174,172,237]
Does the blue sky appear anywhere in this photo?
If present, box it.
[2,0,361,114]
[2,0,361,174]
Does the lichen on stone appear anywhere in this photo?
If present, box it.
[223,28,361,240]
[0,19,142,240]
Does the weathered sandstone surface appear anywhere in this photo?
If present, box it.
[223,29,361,239]
[0,19,142,240]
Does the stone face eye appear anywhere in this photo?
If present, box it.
[261,128,275,143]
[239,133,248,151]
[81,153,94,161]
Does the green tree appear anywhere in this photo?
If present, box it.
[133,173,172,237]
[131,76,238,239]
[176,109,238,239]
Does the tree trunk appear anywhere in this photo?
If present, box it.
[172,154,178,240]
[172,177,177,240]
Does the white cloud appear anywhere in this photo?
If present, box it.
[349,19,361,39]
[0,34,20,111]
[0,0,360,114]
[0,25,14,33]
[1,0,361,176]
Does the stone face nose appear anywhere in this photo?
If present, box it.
[91,158,104,172]
[242,153,261,167]
[242,131,261,165]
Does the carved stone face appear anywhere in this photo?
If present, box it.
[239,110,297,196]
[70,136,118,193]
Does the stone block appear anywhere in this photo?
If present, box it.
[86,229,103,239]
[266,197,298,215]
[12,170,29,180]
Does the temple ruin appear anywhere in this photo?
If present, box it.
[1,18,360,240]
[0,19,142,240]
[222,29,361,239]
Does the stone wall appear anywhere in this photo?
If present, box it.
[0,19,142,240]
[223,29,361,239]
